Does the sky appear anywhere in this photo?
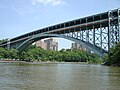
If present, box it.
[0,0,120,50]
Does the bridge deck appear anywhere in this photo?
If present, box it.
[0,9,119,47]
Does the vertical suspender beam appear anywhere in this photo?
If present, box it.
[100,15,102,52]
[118,9,120,42]
[93,16,95,46]
[7,39,10,50]
[108,11,111,50]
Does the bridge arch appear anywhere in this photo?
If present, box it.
[1,9,119,57]
[17,33,107,57]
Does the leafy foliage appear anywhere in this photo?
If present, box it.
[104,42,120,66]
[0,45,101,63]
[0,48,19,59]
[0,39,8,43]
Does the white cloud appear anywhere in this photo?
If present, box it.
[32,0,65,6]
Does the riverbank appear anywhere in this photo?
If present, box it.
[0,60,26,63]
[32,61,88,64]
[0,60,89,64]
[103,63,120,67]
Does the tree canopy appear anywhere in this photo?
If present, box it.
[104,42,120,66]
[0,45,101,63]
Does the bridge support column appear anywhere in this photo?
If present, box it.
[108,9,120,51]
[108,10,111,51]
[7,39,10,50]
[108,10,113,50]
[93,23,95,46]
[118,9,120,42]
[100,22,102,57]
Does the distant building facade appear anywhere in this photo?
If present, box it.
[44,38,58,51]
[71,43,86,51]
[71,43,80,49]
[34,40,46,49]
[35,38,58,51]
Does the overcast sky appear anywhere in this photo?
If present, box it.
[0,0,119,49]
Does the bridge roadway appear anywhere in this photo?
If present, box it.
[0,8,120,57]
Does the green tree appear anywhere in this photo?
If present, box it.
[0,47,8,59]
[0,44,101,63]
[104,43,120,66]
[8,49,19,60]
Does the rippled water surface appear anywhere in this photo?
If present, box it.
[0,62,120,90]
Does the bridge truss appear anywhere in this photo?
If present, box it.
[0,9,120,57]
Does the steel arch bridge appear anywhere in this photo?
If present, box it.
[0,9,120,57]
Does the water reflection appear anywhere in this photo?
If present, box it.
[0,63,120,90]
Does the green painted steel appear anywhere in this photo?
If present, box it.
[0,8,120,57]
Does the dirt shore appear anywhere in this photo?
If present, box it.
[0,60,88,64]
[0,60,26,63]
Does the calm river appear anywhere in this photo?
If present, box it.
[0,62,120,90]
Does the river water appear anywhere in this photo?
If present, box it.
[0,62,120,90]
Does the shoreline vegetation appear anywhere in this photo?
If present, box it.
[0,59,88,64]
[0,42,120,66]
[0,45,101,64]
[103,42,120,67]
